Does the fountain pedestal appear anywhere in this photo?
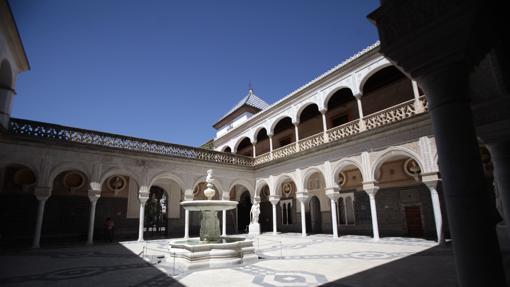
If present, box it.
[200,211,221,242]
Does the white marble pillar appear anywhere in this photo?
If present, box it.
[320,108,329,142]
[87,183,101,245]
[297,192,309,237]
[355,94,366,131]
[252,142,257,157]
[426,180,444,243]
[326,188,340,238]
[32,186,51,248]
[222,210,227,236]
[269,134,274,159]
[294,122,300,151]
[0,87,14,130]
[364,183,379,240]
[138,187,150,242]
[269,195,280,235]
[184,209,190,238]
[412,80,425,113]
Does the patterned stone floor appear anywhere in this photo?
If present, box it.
[0,233,459,286]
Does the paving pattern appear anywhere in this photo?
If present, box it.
[0,233,460,286]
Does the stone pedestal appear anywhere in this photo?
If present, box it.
[248,223,260,236]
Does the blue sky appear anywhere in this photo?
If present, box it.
[10,0,379,147]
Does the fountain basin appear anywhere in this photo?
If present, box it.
[168,237,257,270]
[180,200,237,211]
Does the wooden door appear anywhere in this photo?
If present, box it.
[405,206,423,237]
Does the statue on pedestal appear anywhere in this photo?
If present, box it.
[250,201,260,224]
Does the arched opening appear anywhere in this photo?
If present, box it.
[309,196,321,233]
[255,128,270,155]
[334,164,363,235]
[0,164,37,246]
[374,156,437,239]
[144,186,168,239]
[259,185,272,232]
[272,117,295,149]
[298,104,323,139]
[0,59,13,89]
[236,137,253,157]
[96,174,139,242]
[237,190,252,233]
[222,146,232,153]
[361,66,414,116]
[326,88,358,129]
[43,170,90,243]
[276,179,297,233]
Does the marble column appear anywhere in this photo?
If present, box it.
[269,134,274,159]
[320,108,329,142]
[252,142,257,157]
[423,174,444,243]
[489,141,510,237]
[412,80,425,113]
[354,94,366,131]
[32,186,51,248]
[269,195,280,235]
[296,192,309,237]
[222,210,227,236]
[137,187,150,242]
[184,209,190,238]
[364,183,379,240]
[294,122,300,151]
[326,187,340,238]
[87,182,101,245]
[0,86,14,130]
[418,62,505,286]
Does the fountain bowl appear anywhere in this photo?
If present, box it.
[180,200,238,211]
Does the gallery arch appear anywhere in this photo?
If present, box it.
[272,117,295,150]
[236,137,253,157]
[326,88,359,129]
[254,128,270,156]
[298,104,323,139]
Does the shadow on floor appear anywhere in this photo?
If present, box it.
[321,243,457,287]
[0,242,184,287]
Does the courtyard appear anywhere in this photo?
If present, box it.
[0,233,458,287]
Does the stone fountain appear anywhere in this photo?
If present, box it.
[168,169,257,270]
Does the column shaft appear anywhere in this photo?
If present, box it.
[368,193,379,240]
[87,200,98,245]
[222,210,227,236]
[272,203,277,235]
[429,187,444,243]
[184,209,190,238]
[330,199,338,238]
[300,201,307,237]
[138,203,145,242]
[32,198,47,248]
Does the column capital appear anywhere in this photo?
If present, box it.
[421,172,440,189]
[296,192,309,204]
[319,108,327,114]
[268,132,274,138]
[34,186,51,201]
[88,182,101,202]
[363,182,379,196]
[325,186,340,201]
[293,120,300,126]
[269,195,280,205]
[252,140,257,145]
[139,185,150,203]
[353,92,362,99]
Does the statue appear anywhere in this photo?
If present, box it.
[250,201,260,224]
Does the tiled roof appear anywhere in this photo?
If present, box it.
[217,89,269,124]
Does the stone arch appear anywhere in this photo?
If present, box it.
[148,171,186,191]
[270,115,294,135]
[233,136,251,153]
[371,147,425,181]
[255,179,270,197]
[323,86,355,109]
[302,167,325,190]
[332,158,365,185]
[0,59,13,89]
[273,173,298,196]
[228,178,255,199]
[221,145,232,153]
[100,167,141,188]
[0,158,39,178]
[357,61,393,94]
[48,162,91,189]
[253,125,269,141]
[296,101,319,120]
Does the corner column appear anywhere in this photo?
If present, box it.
[138,186,150,242]
[296,192,309,237]
[269,195,280,235]
[87,182,101,245]
[488,141,510,237]
[326,187,340,238]
[364,182,379,240]
[32,186,51,248]
[418,62,505,286]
